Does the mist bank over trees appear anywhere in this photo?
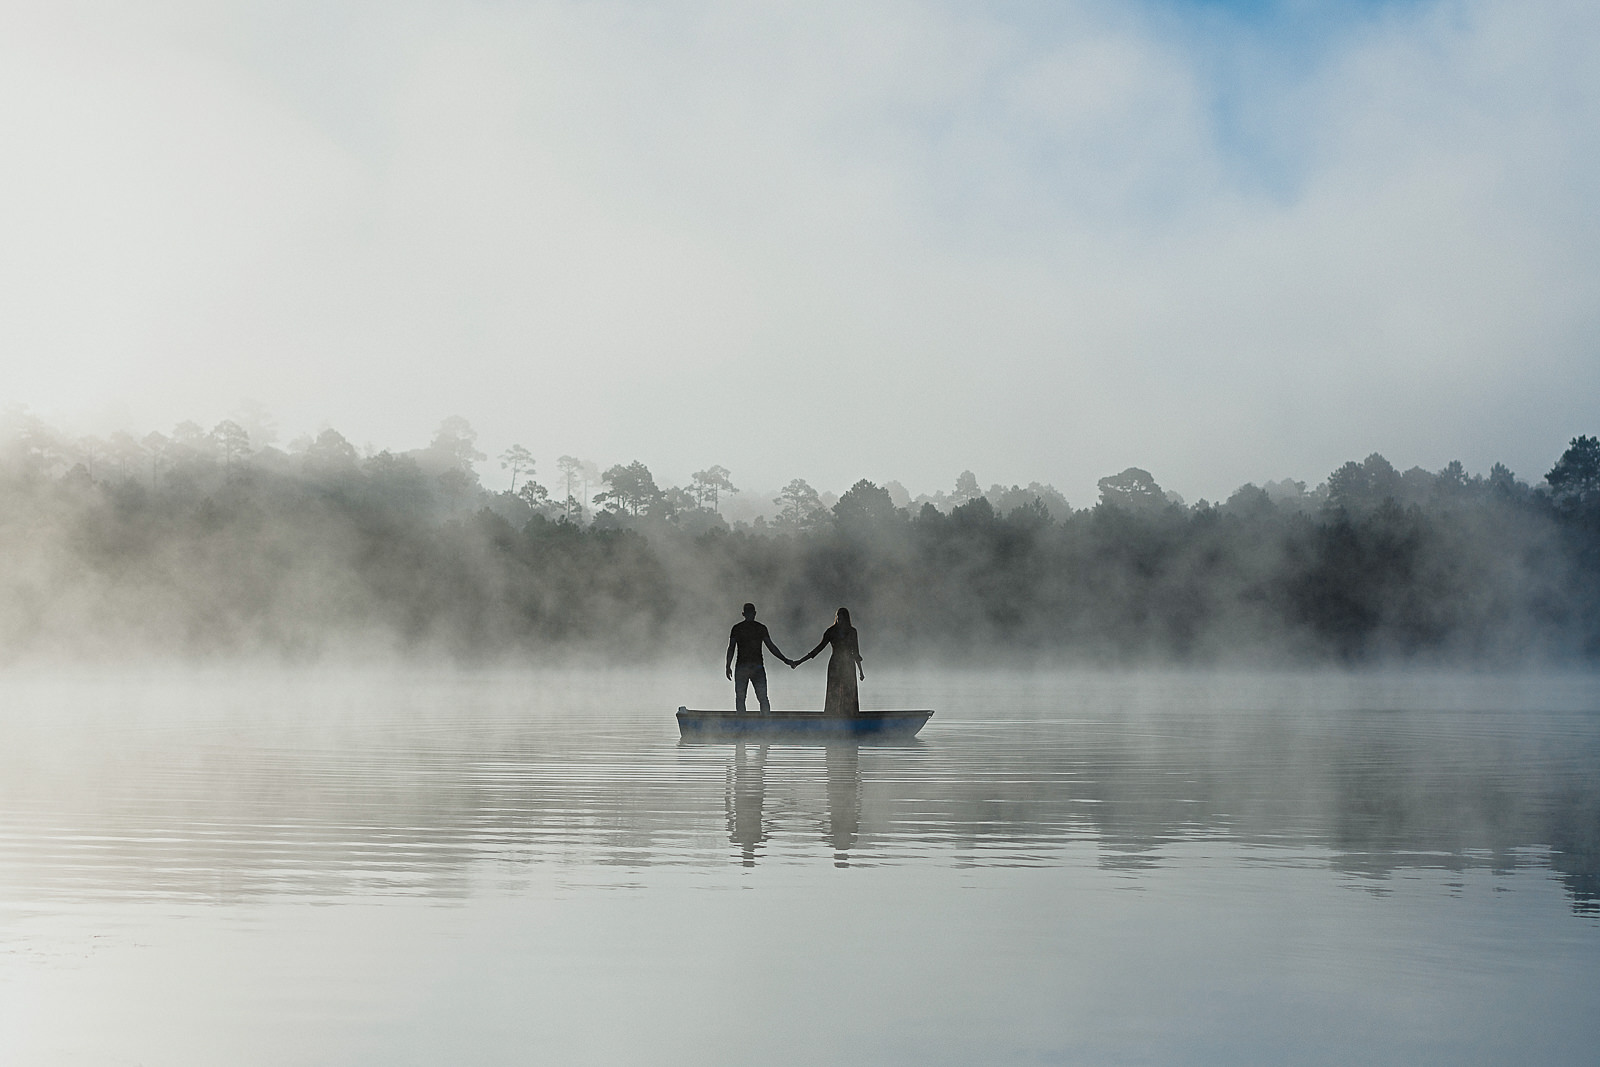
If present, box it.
[2,410,1597,665]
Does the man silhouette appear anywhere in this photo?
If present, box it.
[725,603,793,714]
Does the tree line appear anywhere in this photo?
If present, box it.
[1,408,1596,663]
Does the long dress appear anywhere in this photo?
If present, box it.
[814,623,861,717]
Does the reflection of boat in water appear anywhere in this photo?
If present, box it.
[677,707,932,738]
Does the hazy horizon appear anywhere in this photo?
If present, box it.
[0,403,1571,517]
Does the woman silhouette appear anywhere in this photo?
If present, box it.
[795,608,865,717]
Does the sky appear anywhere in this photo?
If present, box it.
[1,0,1596,505]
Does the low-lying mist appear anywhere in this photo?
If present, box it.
[2,413,1597,666]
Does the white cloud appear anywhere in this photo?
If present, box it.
[0,0,1595,500]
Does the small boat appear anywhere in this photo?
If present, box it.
[676,707,933,739]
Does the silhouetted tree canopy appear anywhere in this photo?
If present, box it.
[305,429,359,477]
[691,465,738,513]
[428,416,486,472]
[833,479,900,533]
[0,411,1595,664]
[1326,453,1404,512]
[1549,435,1600,508]
[595,461,662,517]
[1098,468,1166,511]
[774,478,827,532]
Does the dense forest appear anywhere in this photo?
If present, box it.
[1,409,1597,664]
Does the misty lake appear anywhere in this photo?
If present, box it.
[2,667,1598,1066]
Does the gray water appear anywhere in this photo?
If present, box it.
[2,667,1598,1065]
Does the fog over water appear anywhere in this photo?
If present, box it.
[3,667,1598,1065]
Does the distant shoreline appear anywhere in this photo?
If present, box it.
[2,415,1595,666]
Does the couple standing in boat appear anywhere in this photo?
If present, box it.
[724,603,865,716]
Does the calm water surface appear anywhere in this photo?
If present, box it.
[1,667,1598,1065]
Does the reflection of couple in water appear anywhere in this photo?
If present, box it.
[724,603,865,716]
